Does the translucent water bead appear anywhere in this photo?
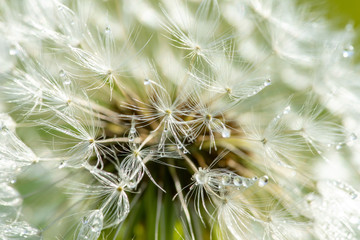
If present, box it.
[258,175,269,187]
[128,135,135,142]
[0,113,16,132]
[144,78,151,85]
[283,106,291,114]
[105,26,111,34]
[78,210,104,239]
[221,175,232,186]
[350,133,357,141]
[233,176,243,187]
[221,128,231,138]
[264,77,272,86]
[59,69,71,85]
[9,45,18,56]
[343,45,354,58]
[324,180,358,200]
[194,168,209,185]
[130,126,136,134]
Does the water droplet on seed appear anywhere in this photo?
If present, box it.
[64,79,71,85]
[233,176,243,186]
[59,69,66,78]
[343,45,354,58]
[221,175,231,185]
[283,106,291,114]
[221,128,231,138]
[9,46,18,56]
[59,70,71,85]
[335,143,344,150]
[144,78,151,85]
[105,26,111,34]
[59,161,66,169]
[349,133,357,141]
[243,179,250,188]
[130,127,136,134]
[264,78,272,86]
[258,175,269,187]
[350,192,358,199]
[195,171,208,185]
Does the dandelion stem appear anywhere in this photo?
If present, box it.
[139,131,157,149]
[179,151,198,173]
[77,105,120,123]
[169,165,196,240]
[95,137,140,144]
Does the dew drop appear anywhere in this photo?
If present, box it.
[283,106,291,115]
[195,171,208,185]
[349,133,357,141]
[242,179,249,188]
[221,128,231,138]
[60,70,72,85]
[349,192,358,199]
[91,217,103,233]
[129,135,134,142]
[130,127,136,134]
[221,175,231,185]
[258,175,269,187]
[105,26,111,34]
[233,176,243,187]
[264,77,272,86]
[64,78,71,85]
[9,45,18,56]
[335,143,344,150]
[144,78,151,85]
[127,179,137,189]
[59,161,66,169]
[59,69,66,78]
[343,45,354,58]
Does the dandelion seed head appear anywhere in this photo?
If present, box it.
[1,0,360,238]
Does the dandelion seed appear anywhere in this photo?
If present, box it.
[0,221,39,239]
[0,183,22,207]
[76,210,103,240]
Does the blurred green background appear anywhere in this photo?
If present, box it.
[327,0,360,26]
[324,0,360,60]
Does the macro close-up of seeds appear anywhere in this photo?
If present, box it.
[1,0,360,239]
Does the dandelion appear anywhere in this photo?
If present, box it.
[1,0,360,239]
